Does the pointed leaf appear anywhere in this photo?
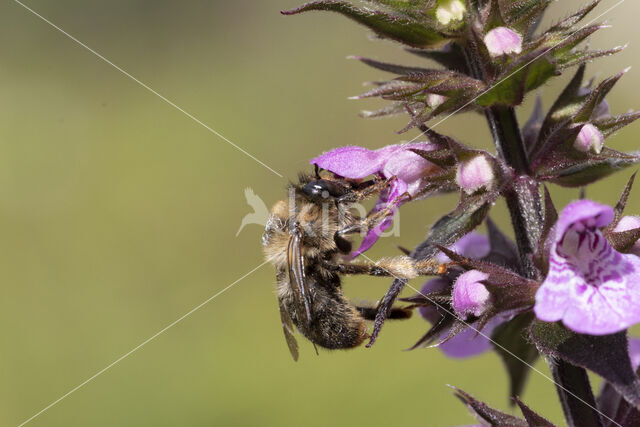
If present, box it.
[405,44,469,74]
[514,397,557,427]
[499,0,552,34]
[282,1,447,48]
[351,56,435,75]
[547,0,601,32]
[452,386,528,426]
[536,148,640,188]
[574,69,629,123]
[594,111,640,139]
[611,172,637,227]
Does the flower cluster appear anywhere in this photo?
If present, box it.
[284,0,640,425]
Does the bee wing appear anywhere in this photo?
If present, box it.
[278,299,299,361]
[287,229,313,330]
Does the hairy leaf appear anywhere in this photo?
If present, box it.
[452,386,528,426]
[282,1,447,48]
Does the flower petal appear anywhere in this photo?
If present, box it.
[452,270,491,318]
[554,199,614,242]
[437,232,491,263]
[310,145,390,179]
[535,200,640,335]
[439,317,502,358]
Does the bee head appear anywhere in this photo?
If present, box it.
[301,179,348,201]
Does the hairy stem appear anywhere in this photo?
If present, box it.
[484,106,542,279]
[550,359,604,427]
[464,41,598,427]
[463,42,542,279]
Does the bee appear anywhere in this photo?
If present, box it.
[262,170,439,360]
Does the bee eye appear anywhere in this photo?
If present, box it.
[303,180,347,199]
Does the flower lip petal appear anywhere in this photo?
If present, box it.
[310,142,438,180]
[310,145,388,179]
[554,199,614,242]
[535,199,640,335]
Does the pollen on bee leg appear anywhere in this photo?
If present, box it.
[375,256,418,279]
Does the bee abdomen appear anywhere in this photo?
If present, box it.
[284,284,367,350]
[308,293,367,349]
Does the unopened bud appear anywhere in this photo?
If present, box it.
[456,155,495,195]
[435,0,466,26]
[574,123,604,154]
[452,270,491,318]
[426,93,447,109]
[484,27,523,57]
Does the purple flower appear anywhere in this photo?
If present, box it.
[419,232,499,358]
[456,155,495,194]
[484,27,523,57]
[534,200,640,335]
[452,270,491,318]
[419,278,501,358]
[613,215,640,256]
[574,124,604,154]
[436,232,491,263]
[311,143,440,256]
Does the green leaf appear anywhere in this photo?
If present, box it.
[594,111,640,139]
[574,68,629,122]
[499,0,551,34]
[547,0,601,32]
[282,1,448,48]
[476,55,557,107]
[536,147,640,188]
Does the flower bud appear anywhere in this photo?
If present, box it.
[435,0,466,26]
[426,93,446,109]
[456,155,495,194]
[613,215,640,256]
[484,27,523,57]
[452,270,491,318]
[574,123,604,154]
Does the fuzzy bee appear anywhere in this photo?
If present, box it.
[262,171,438,360]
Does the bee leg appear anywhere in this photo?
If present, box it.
[336,191,410,238]
[336,176,394,204]
[327,258,441,279]
[355,305,412,320]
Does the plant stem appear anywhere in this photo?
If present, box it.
[464,42,599,427]
[463,42,543,279]
[484,105,542,280]
[550,359,604,427]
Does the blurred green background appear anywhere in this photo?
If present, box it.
[1,1,639,425]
